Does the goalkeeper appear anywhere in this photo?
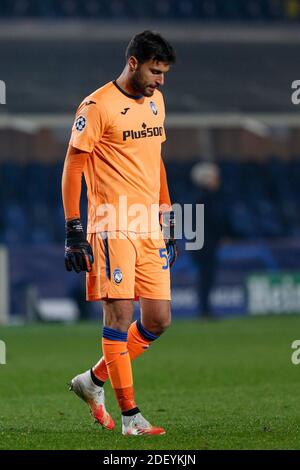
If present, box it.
[62,30,177,436]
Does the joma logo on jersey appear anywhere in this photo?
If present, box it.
[123,126,163,141]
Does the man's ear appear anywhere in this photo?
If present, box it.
[128,56,138,71]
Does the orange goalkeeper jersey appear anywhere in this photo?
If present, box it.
[69,81,167,234]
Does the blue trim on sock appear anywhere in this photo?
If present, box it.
[103,326,128,342]
[136,319,158,341]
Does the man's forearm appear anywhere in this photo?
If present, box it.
[62,145,89,221]
[159,157,171,211]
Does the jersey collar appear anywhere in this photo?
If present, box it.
[113,80,143,100]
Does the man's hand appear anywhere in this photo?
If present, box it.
[161,211,178,268]
[65,219,94,273]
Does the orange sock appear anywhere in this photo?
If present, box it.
[102,327,136,412]
[93,320,158,384]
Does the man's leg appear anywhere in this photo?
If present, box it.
[120,298,170,435]
[70,299,136,431]
[101,297,166,435]
[199,246,217,318]
[72,297,170,434]
[92,298,171,382]
[101,298,137,413]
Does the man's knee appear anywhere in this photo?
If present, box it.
[103,299,134,332]
[140,298,172,336]
[157,316,172,335]
[144,313,172,336]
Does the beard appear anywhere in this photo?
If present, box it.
[130,69,154,97]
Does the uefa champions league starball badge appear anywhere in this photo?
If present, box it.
[150,101,158,115]
[113,268,123,284]
[75,115,86,131]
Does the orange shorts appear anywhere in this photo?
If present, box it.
[86,231,171,301]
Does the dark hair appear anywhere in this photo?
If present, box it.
[126,30,176,65]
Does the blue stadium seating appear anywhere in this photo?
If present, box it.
[0,0,297,21]
[1,157,300,245]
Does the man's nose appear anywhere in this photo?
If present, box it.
[156,75,164,86]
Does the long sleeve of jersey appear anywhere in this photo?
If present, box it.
[159,157,172,211]
[62,145,89,220]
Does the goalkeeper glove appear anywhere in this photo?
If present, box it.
[65,219,94,273]
[161,210,178,268]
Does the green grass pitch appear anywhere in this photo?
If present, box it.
[0,315,300,450]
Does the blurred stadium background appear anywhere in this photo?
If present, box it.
[1,0,300,324]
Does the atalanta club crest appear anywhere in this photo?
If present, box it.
[75,115,86,131]
[150,101,158,115]
[113,268,123,284]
